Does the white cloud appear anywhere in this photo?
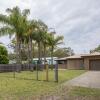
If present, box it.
[0,0,100,53]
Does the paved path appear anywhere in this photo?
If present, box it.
[64,71,100,89]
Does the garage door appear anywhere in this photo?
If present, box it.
[90,60,100,70]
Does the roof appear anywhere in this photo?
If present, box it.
[56,55,82,61]
[55,57,67,61]
[81,52,100,57]
[56,52,100,61]
[66,55,82,59]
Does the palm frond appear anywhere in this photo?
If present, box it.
[55,36,64,45]
[0,14,11,25]
[0,26,15,36]
[22,9,30,17]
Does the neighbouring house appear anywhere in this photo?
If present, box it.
[56,52,100,70]
[33,57,58,65]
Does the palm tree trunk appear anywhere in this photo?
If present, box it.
[38,42,41,64]
[30,37,33,63]
[29,36,33,71]
[16,35,21,64]
[28,42,30,63]
[44,44,46,68]
[16,35,21,72]
[36,41,41,80]
[51,46,54,70]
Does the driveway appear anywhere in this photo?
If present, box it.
[65,71,100,89]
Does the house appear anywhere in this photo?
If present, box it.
[56,52,100,70]
[33,57,58,65]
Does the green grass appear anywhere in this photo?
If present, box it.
[54,86,100,100]
[0,70,85,99]
[70,87,100,96]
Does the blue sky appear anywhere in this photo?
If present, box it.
[0,0,100,54]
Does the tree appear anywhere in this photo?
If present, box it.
[0,6,30,64]
[53,47,74,57]
[0,45,8,56]
[0,45,9,64]
[33,20,48,64]
[0,55,9,64]
[47,35,64,69]
[25,20,37,64]
[90,45,100,53]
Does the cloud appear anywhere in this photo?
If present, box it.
[0,0,100,53]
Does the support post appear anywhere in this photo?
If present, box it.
[55,63,58,82]
[45,61,49,81]
[36,63,38,80]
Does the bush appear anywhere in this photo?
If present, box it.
[0,55,9,64]
[0,45,9,64]
[0,45,8,56]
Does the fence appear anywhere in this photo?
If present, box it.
[0,64,36,72]
[0,64,57,72]
[0,64,58,82]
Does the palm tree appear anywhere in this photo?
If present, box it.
[0,6,30,64]
[47,35,64,69]
[33,20,48,64]
[42,32,49,66]
[27,20,37,64]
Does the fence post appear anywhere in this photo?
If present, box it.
[46,62,49,81]
[55,63,58,82]
[36,63,38,80]
[13,64,16,78]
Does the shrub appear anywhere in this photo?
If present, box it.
[0,55,9,64]
[0,45,8,56]
[0,45,9,64]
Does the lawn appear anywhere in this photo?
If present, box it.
[0,70,85,100]
[54,86,100,100]
[70,87,100,96]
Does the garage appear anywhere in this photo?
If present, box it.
[90,60,100,70]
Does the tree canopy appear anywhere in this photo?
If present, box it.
[0,6,70,65]
[0,45,9,64]
[90,45,100,53]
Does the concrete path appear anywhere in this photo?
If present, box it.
[65,71,100,89]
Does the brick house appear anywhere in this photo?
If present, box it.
[56,52,100,70]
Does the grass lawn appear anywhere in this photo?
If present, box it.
[54,86,100,100]
[0,70,85,100]
[70,87,100,96]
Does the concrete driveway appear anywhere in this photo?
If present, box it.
[65,71,100,89]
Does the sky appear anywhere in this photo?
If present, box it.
[0,0,100,54]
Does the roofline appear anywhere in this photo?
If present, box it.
[67,58,83,60]
[81,55,100,57]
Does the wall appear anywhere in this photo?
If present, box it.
[58,64,67,69]
[57,60,67,69]
[67,59,84,69]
